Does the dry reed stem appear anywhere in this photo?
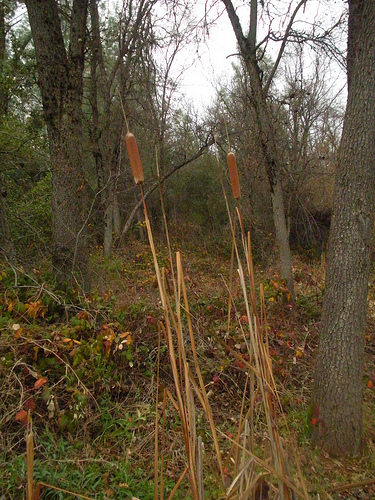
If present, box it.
[154,327,162,500]
[196,436,204,500]
[140,184,201,498]
[177,252,225,484]
[167,467,189,500]
[220,176,303,499]
[156,147,177,302]
[219,430,308,499]
[160,388,167,500]
[26,414,33,500]
[328,477,375,493]
[33,483,96,500]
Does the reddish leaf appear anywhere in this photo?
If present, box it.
[368,380,374,388]
[102,340,111,356]
[312,418,318,426]
[34,377,48,389]
[15,410,28,426]
[77,310,89,320]
[24,398,35,413]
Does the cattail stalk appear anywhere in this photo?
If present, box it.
[125,132,144,185]
[227,151,241,200]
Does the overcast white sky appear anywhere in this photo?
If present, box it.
[173,0,347,110]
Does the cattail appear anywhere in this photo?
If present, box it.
[125,132,144,185]
[227,151,241,200]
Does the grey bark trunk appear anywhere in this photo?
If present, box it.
[0,188,15,261]
[25,0,90,291]
[313,0,375,456]
[271,177,294,300]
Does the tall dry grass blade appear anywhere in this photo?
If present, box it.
[174,269,187,392]
[223,385,260,474]
[155,147,177,301]
[32,483,95,500]
[240,474,268,500]
[227,238,236,335]
[196,436,204,500]
[226,457,255,497]
[26,413,34,500]
[176,252,225,484]
[167,467,189,500]
[160,389,167,500]
[140,187,200,496]
[159,296,199,498]
[162,324,199,498]
[154,327,162,500]
[219,430,308,499]
[239,420,248,493]
[185,361,197,461]
[249,371,255,453]
[141,188,165,309]
[232,372,250,479]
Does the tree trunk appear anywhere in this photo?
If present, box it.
[0,1,8,116]
[0,186,15,261]
[222,0,296,302]
[271,177,294,298]
[25,0,90,291]
[313,0,375,456]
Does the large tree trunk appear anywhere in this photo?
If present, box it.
[313,0,375,456]
[0,185,15,261]
[25,0,90,291]
[0,4,14,260]
[0,1,8,117]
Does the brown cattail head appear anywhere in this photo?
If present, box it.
[227,151,241,200]
[125,132,144,185]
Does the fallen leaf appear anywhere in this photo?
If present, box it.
[24,398,35,413]
[368,380,374,388]
[77,310,90,320]
[15,410,28,426]
[34,377,48,389]
[25,300,43,319]
[102,340,111,356]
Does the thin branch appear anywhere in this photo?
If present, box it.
[264,0,308,94]
[117,136,214,243]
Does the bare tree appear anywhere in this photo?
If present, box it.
[88,0,158,256]
[215,0,345,302]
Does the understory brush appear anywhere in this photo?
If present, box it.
[1,242,374,499]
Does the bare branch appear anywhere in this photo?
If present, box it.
[264,0,307,94]
[118,136,215,243]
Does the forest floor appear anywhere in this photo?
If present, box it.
[1,228,375,499]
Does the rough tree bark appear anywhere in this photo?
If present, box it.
[0,3,15,261]
[221,0,304,302]
[0,186,15,260]
[313,0,375,456]
[25,0,90,291]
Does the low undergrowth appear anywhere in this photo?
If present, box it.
[0,236,374,499]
